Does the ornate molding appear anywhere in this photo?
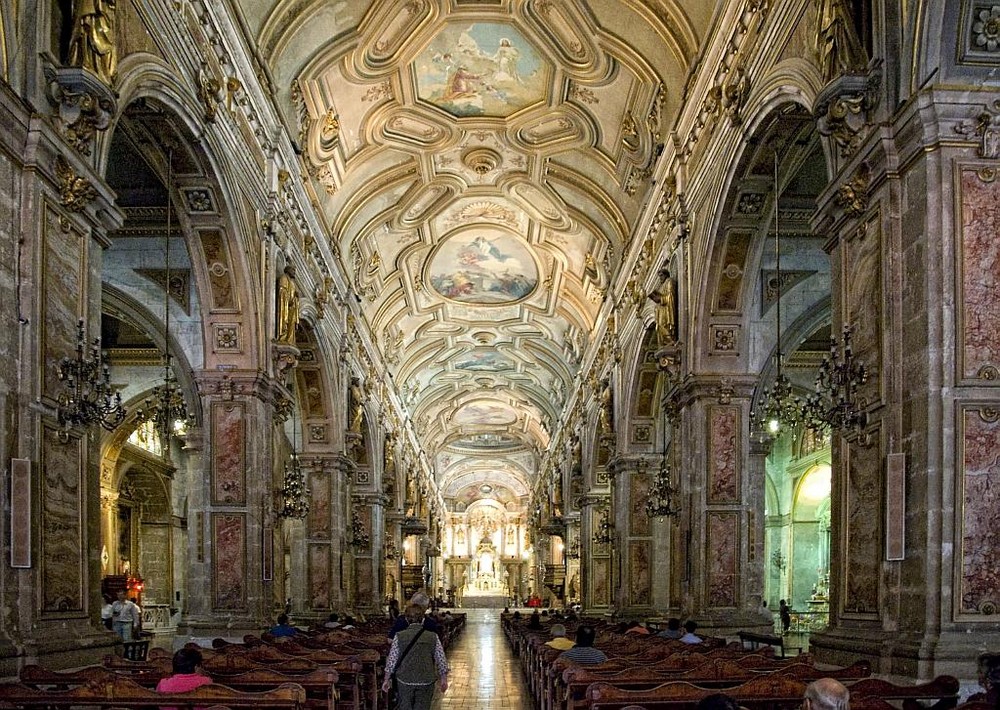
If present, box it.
[955,99,1000,159]
[835,162,871,218]
[44,66,116,156]
[54,155,97,212]
[814,68,881,161]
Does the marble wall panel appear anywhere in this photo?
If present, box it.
[628,541,652,606]
[706,512,738,607]
[708,406,740,503]
[41,204,83,400]
[40,429,84,612]
[844,439,881,615]
[959,169,1000,380]
[960,408,1000,614]
[846,215,882,401]
[199,230,237,311]
[309,544,331,610]
[139,524,170,604]
[591,557,610,606]
[212,513,246,610]
[630,471,651,536]
[308,469,331,540]
[211,402,246,505]
[355,557,373,601]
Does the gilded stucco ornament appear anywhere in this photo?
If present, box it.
[55,155,97,212]
[45,66,116,156]
[197,61,224,123]
[814,69,881,160]
[835,163,870,218]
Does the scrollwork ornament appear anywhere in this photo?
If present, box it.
[55,155,97,212]
[835,163,870,217]
[979,407,999,424]
[45,66,116,155]
[955,101,1000,159]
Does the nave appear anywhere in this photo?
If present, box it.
[433,610,530,710]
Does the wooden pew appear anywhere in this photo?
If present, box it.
[0,673,306,709]
[847,675,961,710]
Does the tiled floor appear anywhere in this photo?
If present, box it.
[432,609,531,709]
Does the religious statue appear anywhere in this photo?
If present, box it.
[404,468,418,517]
[383,435,396,500]
[348,377,365,434]
[598,378,614,435]
[275,264,299,345]
[648,268,677,347]
[818,0,868,83]
[456,527,465,545]
[67,0,118,85]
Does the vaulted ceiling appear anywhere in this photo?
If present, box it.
[241,0,720,508]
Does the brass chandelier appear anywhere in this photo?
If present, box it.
[646,394,680,517]
[750,152,802,438]
[56,319,127,440]
[802,324,869,441]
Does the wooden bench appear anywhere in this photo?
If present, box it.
[21,663,338,710]
[0,673,306,709]
[738,631,795,658]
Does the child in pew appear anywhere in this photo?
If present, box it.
[155,647,213,710]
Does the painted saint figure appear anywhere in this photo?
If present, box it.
[493,38,521,83]
[68,0,118,84]
[648,268,677,347]
[443,66,480,100]
[275,264,299,345]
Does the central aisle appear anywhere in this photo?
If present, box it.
[432,609,531,709]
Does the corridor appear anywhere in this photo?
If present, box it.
[433,609,530,709]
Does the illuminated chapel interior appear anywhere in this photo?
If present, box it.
[0,0,998,683]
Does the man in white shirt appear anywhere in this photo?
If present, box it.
[111,591,142,641]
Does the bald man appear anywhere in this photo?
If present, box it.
[803,678,850,710]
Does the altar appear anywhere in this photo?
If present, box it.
[460,539,509,606]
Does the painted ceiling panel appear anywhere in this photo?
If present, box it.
[251,0,711,509]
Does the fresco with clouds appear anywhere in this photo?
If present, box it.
[415,22,549,117]
[429,228,537,304]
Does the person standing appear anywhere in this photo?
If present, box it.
[381,603,449,710]
[779,599,792,634]
[111,590,141,641]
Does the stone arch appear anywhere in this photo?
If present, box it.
[98,56,263,371]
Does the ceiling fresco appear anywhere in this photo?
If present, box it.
[251,0,713,511]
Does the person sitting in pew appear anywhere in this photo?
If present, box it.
[545,623,575,651]
[269,613,298,637]
[624,620,650,635]
[557,625,608,665]
[389,591,440,638]
[803,677,850,710]
[323,612,341,629]
[155,647,213,710]
[970,652,1000,705]
[679,620,702,644]
[657,617,684,639]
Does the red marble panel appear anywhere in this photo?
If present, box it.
[707,512,738,607]
[961,409,1000,614]
[211,402,246,505]
[355,557,373,601]
[628,541,652,606]
[846,216,882,400]
[591,557,610,606]
[960,170,1000,379]
[213,513,246,610]
[630,471,651,536]
[844,440,881,615]
[708,406,740,503]
[40,430,84,612]
[199,229,237,310]
[308,469,331,540]
[309,544,331,610]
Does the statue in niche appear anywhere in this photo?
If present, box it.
[275,264,300,345]
[648,268,677,347]
[383,435,396,500]
[818,0,868,83]
[456,527,465,545]
[404,469,418,517]
[67,0,118,84]
[598,378,614,435]
[348,377,365,434]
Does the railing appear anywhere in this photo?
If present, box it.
[141,603,175,633]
